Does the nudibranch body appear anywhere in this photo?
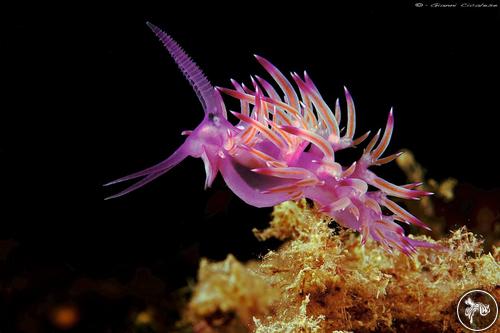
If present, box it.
[106,22,439,254]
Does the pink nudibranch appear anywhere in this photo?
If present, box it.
[105,22,441,255]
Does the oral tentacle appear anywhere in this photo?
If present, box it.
[104,144,189,188]
[104,171,167,200]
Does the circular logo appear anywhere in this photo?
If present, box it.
[457,289,498,331]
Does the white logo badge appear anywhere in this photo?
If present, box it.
[457,289,498,331]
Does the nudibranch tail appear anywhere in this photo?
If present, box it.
[106,25,441,255]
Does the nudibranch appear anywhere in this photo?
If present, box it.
[106,22,440,254]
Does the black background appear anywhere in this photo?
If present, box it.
[2,2,499,332]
